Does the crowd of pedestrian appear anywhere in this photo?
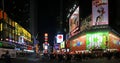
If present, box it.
[42,50,120,63]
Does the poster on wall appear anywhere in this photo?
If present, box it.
[69,7,79,37]
[92,0,108,25]
[86,31,109,50]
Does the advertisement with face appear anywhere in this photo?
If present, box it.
[92,0,108,25]
[86,31,109,50]
[69,7,79,37]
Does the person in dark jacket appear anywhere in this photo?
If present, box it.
[3,50,11,63]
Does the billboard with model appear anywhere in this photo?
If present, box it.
[92,0,108,25]
[69,6,79,37]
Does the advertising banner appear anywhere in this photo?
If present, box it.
[70,35,86,51]
[43,42,49,50]
[109,34,120,49]
[18,36,24,44]
[92,0,108,25]
[56,34,63,43]
[86,31,109,49]
[0,10,3,19]
[80,16,91,32]
[54,43,60,50]
[0,42,3,47]
[69,7,79,37]
[60,41,65,48]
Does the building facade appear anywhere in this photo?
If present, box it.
[0,9,32,50]
[65,0,120,54]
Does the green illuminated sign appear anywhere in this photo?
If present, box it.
[0,42,3,47]
[86,31,109,49]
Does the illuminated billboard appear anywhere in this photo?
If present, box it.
[43,42,49,50]
[54,44,60,50]
[15,22,32,42]
[0,10,2,19]
[92,0,108,25]
[69,6,79,37]
[0,42,3,47]
[109,34,120,49]
[80,15,91,32]
[56,34,63,43]
[0,10,7,20]
[60,41,65,48]
[18,36,25,44]
[70,35,86,51]
[86,31,109,49]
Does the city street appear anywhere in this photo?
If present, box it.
[0,0,120,63]
[1,54,120,63]
[8,58,120,63]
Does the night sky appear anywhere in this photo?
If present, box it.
[37,0,60,32]
[36,0,61,45]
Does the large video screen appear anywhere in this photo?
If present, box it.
[69,6,79,37]
[92,0,108,25]
[86,31,109,49]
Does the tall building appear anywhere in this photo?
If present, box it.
[0,0,30,31]
[64,0,120,54]
[30,0,38,38]
[0,10,32,50]
[0,0,39,45]
[0,0,36,51]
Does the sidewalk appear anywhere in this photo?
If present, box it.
[16,53,40,61]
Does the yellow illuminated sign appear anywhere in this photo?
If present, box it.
[0,23,3,31]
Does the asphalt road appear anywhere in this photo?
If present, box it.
[0,53,120,63]
[0,57,120,63]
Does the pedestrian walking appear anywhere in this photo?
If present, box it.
[3,50,12,63]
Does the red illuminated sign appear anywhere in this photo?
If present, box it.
[57,34,63,43]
